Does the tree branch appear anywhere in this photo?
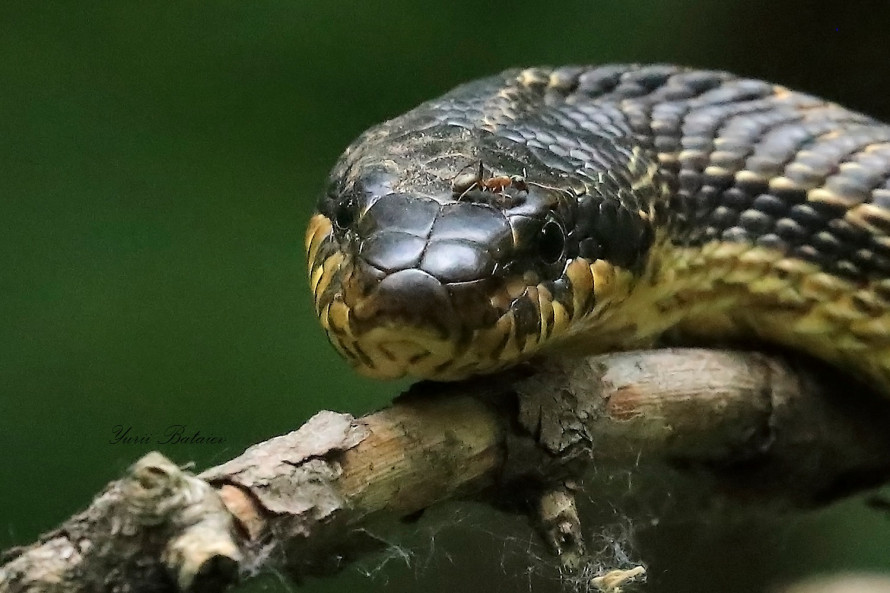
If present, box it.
[4,349,890,593]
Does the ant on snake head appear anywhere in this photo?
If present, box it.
[451,161,529,201]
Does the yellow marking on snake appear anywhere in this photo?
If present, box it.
[586,241,890,391]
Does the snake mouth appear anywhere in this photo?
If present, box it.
[309,266,506,380]
[306,213,590,380]
[337,268,468,379]
[306,214,462,378]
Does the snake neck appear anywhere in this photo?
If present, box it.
[574,231,890,393]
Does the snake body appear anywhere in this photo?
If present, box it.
[306,64,890,392]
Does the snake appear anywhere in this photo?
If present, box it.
[305,64,890,393]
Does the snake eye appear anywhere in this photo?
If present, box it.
[333,197,356,230]
[539,220,566,264]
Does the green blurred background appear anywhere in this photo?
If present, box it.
[3,2,890,592]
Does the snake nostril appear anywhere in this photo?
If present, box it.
[334,197,357,230]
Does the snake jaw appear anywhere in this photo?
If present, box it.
[308,216,603,380]
[307,213,477,379]
[307,214,544,379]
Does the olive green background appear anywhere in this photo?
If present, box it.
[3,2,890,592]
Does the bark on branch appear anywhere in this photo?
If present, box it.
[4,348,890,593]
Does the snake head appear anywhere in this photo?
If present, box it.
[306,91,657,380]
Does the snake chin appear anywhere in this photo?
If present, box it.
[326,320,510,381]
[341,326,459,380]
[316,274,577,381]
[319,278,504,381]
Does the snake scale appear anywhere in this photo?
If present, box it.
[305,64,890,394]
